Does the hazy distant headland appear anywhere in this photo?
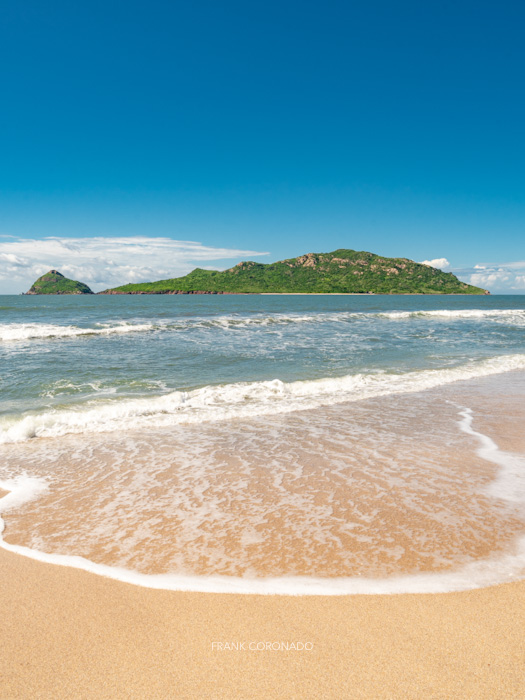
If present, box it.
[25,249,489,295]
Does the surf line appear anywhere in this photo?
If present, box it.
[3,355,525,446]
[456,407,525,508]
[1,408,524,596]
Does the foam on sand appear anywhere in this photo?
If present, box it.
[457,407,525,512]
[1,407,524,595]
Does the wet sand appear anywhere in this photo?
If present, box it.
[3,374,525,583]
[0,547,523,699]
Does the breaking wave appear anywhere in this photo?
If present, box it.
[380,308,525,322]
[1,353,524,444]
[0,322,154,341]
[1,308,524,342]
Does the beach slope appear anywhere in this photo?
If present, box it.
[0,548,523,699]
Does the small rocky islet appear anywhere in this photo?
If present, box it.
[25,270,93,295]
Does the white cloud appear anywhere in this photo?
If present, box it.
[467,266,525,291]
[419,258,450,270]
[453,261,525,292]
[417,257,525,292]
[0,236,269,293]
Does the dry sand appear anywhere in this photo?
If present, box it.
[0,548,523,699]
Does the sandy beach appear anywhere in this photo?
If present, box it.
[1,374,525,697]
[0,546,523,699]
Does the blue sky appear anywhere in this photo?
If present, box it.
[0,0,524,292]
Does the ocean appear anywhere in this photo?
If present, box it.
[1,293,524,594]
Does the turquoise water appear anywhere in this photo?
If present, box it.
[1,294,524,441]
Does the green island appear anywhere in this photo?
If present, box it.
[25,270,93,295]
[100,249,487,295]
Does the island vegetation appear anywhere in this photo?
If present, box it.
[100,249,487,295]
[25,270,93,295]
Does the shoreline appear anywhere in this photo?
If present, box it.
[1,366,524,696]
[98,290,488,295]
[2,370,525,595]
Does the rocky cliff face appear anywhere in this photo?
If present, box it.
[101,289,237,295]
[25,270,93,295]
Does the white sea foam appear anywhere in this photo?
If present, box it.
[1,308,524,342]
[1,353,525,444]
[0,322,154,341]
[457,408,525,512]
[0,475,48,535]
[1,409,524,595]
[380,308,525,322]
[40,378,169,399]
